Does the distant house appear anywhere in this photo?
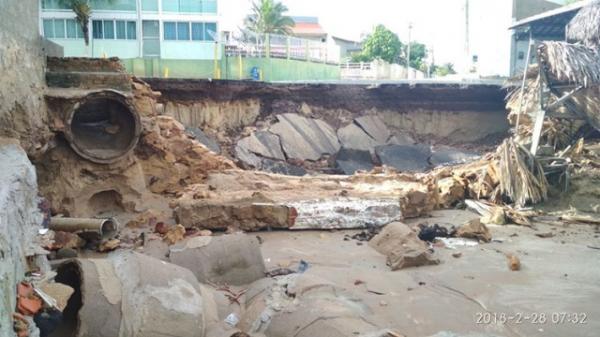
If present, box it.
[289,16,361,63]
[330,36,362,61]
[290,16,327,42]
[509,0,590,75]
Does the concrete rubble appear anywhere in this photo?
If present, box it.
[4,2,600,335]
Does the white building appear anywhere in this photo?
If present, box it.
[39,0,220,59]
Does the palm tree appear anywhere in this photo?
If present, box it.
[244,0,295,35]
[57,0,115,45]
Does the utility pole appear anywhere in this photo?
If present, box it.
[464,0,470,73]
[407,22,413,79]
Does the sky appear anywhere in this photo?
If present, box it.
[219,0,567,76]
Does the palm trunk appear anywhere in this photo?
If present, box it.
[72,4,91,46]
[81,20,89,46]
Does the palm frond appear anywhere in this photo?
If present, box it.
[538,41,600,87]
[566,0,600,49]
[495,139,548,207]
[244,0,294,35]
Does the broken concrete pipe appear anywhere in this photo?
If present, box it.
[64,91,141,164]
[51,251,218,337]
[50,217,118,240]
[169,233,267,286]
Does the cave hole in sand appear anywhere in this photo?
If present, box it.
[88,190,124,217]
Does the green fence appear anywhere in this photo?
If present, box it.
[121,57,340,82]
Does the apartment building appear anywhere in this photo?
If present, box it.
[39,0,220,59]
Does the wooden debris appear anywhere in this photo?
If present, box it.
[496,139,548,207]
[560,214,600,225]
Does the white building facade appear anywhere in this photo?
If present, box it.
[39,0,220,59]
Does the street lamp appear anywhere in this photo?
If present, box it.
[407,22,413,79]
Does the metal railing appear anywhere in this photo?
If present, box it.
[340,60,425,80]
[223,31,340,64]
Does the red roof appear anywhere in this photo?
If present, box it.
[291,22,327,37]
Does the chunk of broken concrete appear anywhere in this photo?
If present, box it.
[175,193,297,231]
[286,197,400,229]
[398,187,436,219]
[169,233,266,286]
[375,144,432,172]
[235,145,306,176]
[163,224,186,245]
[369,222,439,270]
[334,148,375,175]
[354,115,391,144]
[236,131,286,161]
[51,231,85,250]
[437,177,466,208]
[269,113,340,161]
[456,219,492,243]
[185,127,221,154]
[430,146,479,166]
[260,158,307,176]
[337,123,380,152]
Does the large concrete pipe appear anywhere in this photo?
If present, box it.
[64,91,141,164]
[50,251,218,337]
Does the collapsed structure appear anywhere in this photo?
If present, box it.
[4,1,600,337]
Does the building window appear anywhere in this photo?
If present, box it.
[164,22,177,40]
[104,20,115,39]
[191,22,217,41]
[142,0,159,11]
[162,0,217,13]
[165,21,216,41]
[66,20,79,38]
[518,51,525,60]
[89,0,136,11]
[115,21,137,39]
[42,0,136,11]
[92,20,104,39]
[93,20,136,40]
[53,19,66,38]
[177,22,190,40]
[205,22,217,40]
[43,19,83,39]
[127,21,137,39]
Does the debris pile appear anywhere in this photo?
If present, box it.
[136,115,237,194]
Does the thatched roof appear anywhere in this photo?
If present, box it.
[538,41,600,87]
[567,0,600,49]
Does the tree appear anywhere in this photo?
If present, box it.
[407,42,427,69]
[432,63,457,77]
[57,0,115,46]
[352,25,403,64]
[244,0,295,35]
